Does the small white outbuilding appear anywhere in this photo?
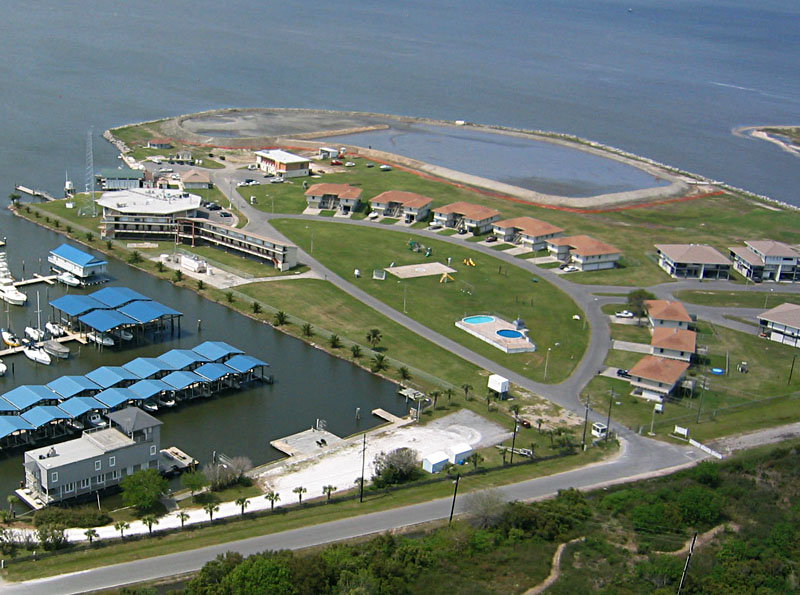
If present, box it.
[422,451,450,474]
[447,443,472,465]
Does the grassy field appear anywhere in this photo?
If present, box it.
[609,322,652,343]
[272,220,589,384]
[674,289,800,309]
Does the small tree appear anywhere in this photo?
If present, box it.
[322,485,337,502]
[7,495,17,514]
[66,225,72,233]
[461,384,473,401]
[302,323,314,338]
[399,366,412,382]
[265,491,280,510]
[350,345,362,360]
[627,288,656,321]
[235,497,250,516]
[84,528,99,545]
[329,333,342,349]
[86,232,94,243]
[509,404,521,418]
[446,388,453,403]
[293,486,307,504]
[203,502,220,521]
[115,521,130,538]
[104,239,112,249]
[177,511,190,528]
[127,251,143,264]
[155,261,166,273]
[196,279,205,290]
[225,291,235,303]
[37,524,67,551]
[372,447,421,488]
[173,270,184,283]
[429,390,442,410]
[251,301,262,314]
[8,192,20,203]
[142,514,159,536]
[371,353,389,373]
[181,471,208,498]
[537,418,544,434]
[366,328,382,349]
[467,452,484,470]
[121,469,168,513]
[273,310,288,326]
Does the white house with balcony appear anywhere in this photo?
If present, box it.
[627,355,690,402]
[645,300,692,331]
[545,235,620,271]
[729,240,800,283]
[96,188,202,240]
[255,150,310,178]
[492,217,564,250]
[758,303,800,348]
[369,191,433,223]
[650,327,696,362]
[432,202,500,234]
[655,244,732,280]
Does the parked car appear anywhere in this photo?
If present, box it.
[365,163,375,168]
[236,181,247,187]
[270,177,284,183]
[345,161,356,167]
[207,203,221,211]
[219,212,233,218]
[562,265,579,273]
[615,310,635,318]
[428,224,442,230]
[520,419,532,429]
[331,159,343,165]
[485,236,498,243]
[616,368,631,378]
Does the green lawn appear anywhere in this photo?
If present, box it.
[674,289,800,309]
[272,220,589,383]
[603,350,646,369]
[609,323,651,343]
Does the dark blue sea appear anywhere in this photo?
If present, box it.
[1,0,798,205]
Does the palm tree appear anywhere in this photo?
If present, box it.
[371,353,388,373]
[84,528,99,545]
[265,491,280,511]
[329,333,342,349]
[445,388,453,403]
[461,383,473,401]
[509,404,521,418]
[537,418,544,434]
[173,270,184,282]
[7,494,17,513]
[293,486,307,505]
[322,485,337,502]
[273,310,288,326]
[467,453,483,470]
[142,514,159,536]
[251,301,262,314]
[127,251,142,264]
[156,261,166,273]
[203,502,220,521]
[196,279,205,290]
[225,291,235,303]
[235,497,249,516]
[302,323,314,338]
[429,390,442,410]
[399,366,412,382]
[365,328,382,349]
[114,521,130,538]
[177,511,190,528]
[350,344,362,360]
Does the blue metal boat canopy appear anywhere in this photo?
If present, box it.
[95,388,143,409]
[0,416,34,439]
[123,357,173,379]
[50,295,108,317]
[47,376,101,399]
[2,386,58,411]
[21,406,71,428]
[128,379,172,400]
[50,244,107,268]
[117,300,182,324]
[192,341,244,362]
[158,349,209,370]
[79,309,137,334]
[58,396,105,418]
[86,366,142,389]
[161,371,205,390]
[195,362,235,381]
[225,354,269,373]
[88,287,151,309]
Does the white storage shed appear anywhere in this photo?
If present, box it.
[422,451,449,474]
[447,443,472,465]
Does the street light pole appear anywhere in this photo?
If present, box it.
[605,389,615,441]
[359,433,366,503]
[544,347,551,381]
[581,398,589,450]
[509,418,519,465]
[448,474,460,526]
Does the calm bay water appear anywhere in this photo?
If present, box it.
[0,0,796,498]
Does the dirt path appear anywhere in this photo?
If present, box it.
[660,522,740,557]
[523,537,585,595]
[709,421,800,456]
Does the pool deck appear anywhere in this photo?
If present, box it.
[455,316,537,353]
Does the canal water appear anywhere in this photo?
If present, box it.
[0,215,406,499]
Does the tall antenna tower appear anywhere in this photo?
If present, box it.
[85,127,96,216]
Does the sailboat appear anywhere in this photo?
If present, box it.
[43,340,70,359]
[24,292,45,342]
[1,301,20,347]
[45,321,65,337]
[0,252,27,306]
[23,342,51,365]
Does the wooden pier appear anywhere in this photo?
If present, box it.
[372,408,414,426]
[0,331,87,358]
[159,446,198,475]
[13,273,58,287]
[14,185,58,202]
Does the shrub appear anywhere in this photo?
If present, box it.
[33,506,111,528]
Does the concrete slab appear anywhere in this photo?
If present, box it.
[386,262,457,279]
[612,340,651,354]
[271,427,345,457]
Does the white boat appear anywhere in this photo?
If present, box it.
[142,400,159,413]
[25,326,44,342]
[112,328,134,342]
[0,281,27,306]
[43,340,70,359]
[1,328,21,347]
[156,393,176,408]
[379,164,393,171]
[0,359,6,376]
[87,413,107,428]
[56,272,81,287]
[23,345,51,365]
[87,332,114,347]
[45,322,65,337]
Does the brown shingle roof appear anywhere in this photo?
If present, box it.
[745,240,800,258]
[548,235,619,256]
[758,303,800,329]
[729,246,764,266]
[629,355,690,385]
[493,217,564,238]
[651,328,696,353]
[370,191,432,209]
[433,201,500,221]
[180,169,210,184]
[645,300,692,323]
[655,244,731,265]
[305,183,362,200]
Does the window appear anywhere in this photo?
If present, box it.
[95,460,102,471]
[50,472,58,483]
[112,470,121,480]
[95,474,105,485]
[64,482,75,493]
[109,456,116,467]
[80,478,90,489]
[149,445,157,456]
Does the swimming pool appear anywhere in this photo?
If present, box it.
[497,329,523,339]
[463,315,494,325]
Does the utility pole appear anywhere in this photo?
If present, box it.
[359,433,366,503]
[581,398,590,450]
[789,354,796,385]
[509,418,519,465]
[605,389,615,441]
[696,376,707,424]
[448,474,460,526]
[677,532,698,594]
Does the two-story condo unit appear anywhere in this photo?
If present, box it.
[20,408,161,507]
[255,150,310,178]
[48,244,107,283]
[179,169,212,190]
[492,217,564,250]
[305,183,362,214]
[176,218,298,271]
[650,327,696,362]
[546,235,621,271]
[729,240,800,283]
[627,355,690,402]
[96,168,145,191]
[655,244,731,280]
[432,202,501,234]
[96,189,202,240]
[758,303,800,348]
[369,191,433,223]
[645,300,692,330]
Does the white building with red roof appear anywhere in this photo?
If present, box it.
[546,235,621,271]
[305,183,363,214]
[650,328,696,362]
[255,149,310,178]
[369,191,433,223]
[492,217,564,250]
[628,355,690,402]
[432,202,501,234]
[758,303,800,348]
[645,300,692,331]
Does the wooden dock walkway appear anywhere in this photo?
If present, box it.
[0,331,87,358]
[14,273,58,287]
[270,427,344,457]
[372,408,413,426]
[15,185,58,202]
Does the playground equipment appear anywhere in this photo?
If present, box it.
[408,239,432,257]
[463,258,476,267]
[439,272,454,283]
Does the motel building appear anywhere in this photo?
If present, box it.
[255,150,310,178]
[650,327,697,362]
[758,303,800,348]
[644,300,693,331]
[96,188,202,240]
[304,183,363,214]
[492,216,564,250]
[369,191,433,223]
[655,244,732,280]
[432,202,501,234]
[545,235,621,271]
[729,240,800,283]
[627,355,690,402]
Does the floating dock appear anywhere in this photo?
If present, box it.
[159,446,198,475]
[0,331,87,358]
[14,185,58,202]
[270,427,344,457]
[13,274,58,288]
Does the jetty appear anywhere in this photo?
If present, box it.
[14,185,58,202]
